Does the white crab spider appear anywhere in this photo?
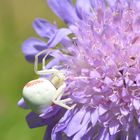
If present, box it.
[22,49,75,114]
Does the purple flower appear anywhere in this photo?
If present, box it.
[18,0,140,139]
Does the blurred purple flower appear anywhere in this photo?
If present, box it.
[18,0,140,139]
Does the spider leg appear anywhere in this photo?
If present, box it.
[34,49,62,76]
[42,52,49,70]
[53,83,66,100]
[34,49,47,74]
[52,99,76,110]
[58,98,72,103]
[53,83,76,110]
[35,68,61,75]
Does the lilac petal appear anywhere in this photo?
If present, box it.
[97,128,110,140]
[46,58,60,69]
[52,109,75,140]
[90,70,101,79]
[22,37,47,62]
[121,88,129,97]
[72,117,90,140]
[135,127,140,140]
[90,0,106,10]
[98,105,108,116]
[60,37,75,53]
[43,128,51,140]
[47,0,78,24]
[91,109,99,126]
[22,37,47,54]
[104,77,113,86]
[49,50,71,65]
[22,28,71,62]
[81,126,99,140]
[39,105,60,119]
[18,98,29,109]
[26,112,47,128]
[109,120,120,135]
[111,135,117,140]
[72,91,90,104]
[72,125,89,140]
[135,1,140,10]
[99,112,111,125]
[47,28,72,48]
[120,106,129,116]
[76,0,92,19]
[47,128,72,140]
[64,108,90,137]
[106,0,117,8]
[33,18,57,39]
[136,135,140,140]
[109,93,118,103]
[43,126,53,140]
[133,98,140,110]
[53,110,74,133]
[49,50,65,61]
[136,74,140,86]
[51,131,65,140]
[41,108,65,139]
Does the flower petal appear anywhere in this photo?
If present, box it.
[46,58,60,69]
[47,28,72,48]
[39,105,61,119]
[72,116,90,140]
[33,18,57,39]
[109,120,120,135]
[91,109,99,126]
[22,37,47,62]
[26,112,47,128]
[90,0,106,10]
[76,0,92,19]
[106,0,117,8]
[98,105,108,116]
[47,0,78,24]
[43,128,51,140]
[51,132,67,140]
[72,90,90,104]
[18,98,29,109]
[64,108,90,137]
[53,109,74,133]
[97,128,110,140]
[133,98,140,110]
[135,127,140,140]
[22,28,71,62]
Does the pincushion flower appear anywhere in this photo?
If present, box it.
[18,0,140,139]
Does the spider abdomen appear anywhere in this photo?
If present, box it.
[23,78,56,113]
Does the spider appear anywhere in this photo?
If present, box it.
[22,49,76,114]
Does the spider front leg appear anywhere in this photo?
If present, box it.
[34,49,60,76]
[53,99,76,110]
[34,49,47,73]
[52,83,76,110]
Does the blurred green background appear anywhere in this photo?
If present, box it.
[0,0,62,139]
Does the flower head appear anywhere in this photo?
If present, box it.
[18,0,140,139]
